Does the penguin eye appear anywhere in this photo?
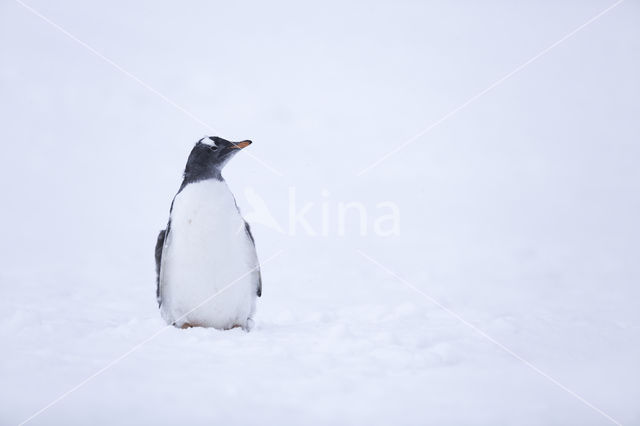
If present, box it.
[208,145,218,151]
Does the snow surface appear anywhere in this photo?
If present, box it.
[1,1,639,425]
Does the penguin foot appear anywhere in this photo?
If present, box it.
[171,321,193,329]
[172,320,253,331]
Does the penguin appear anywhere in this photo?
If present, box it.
[155,136,261,330]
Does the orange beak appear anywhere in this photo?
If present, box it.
[231,140,252,149]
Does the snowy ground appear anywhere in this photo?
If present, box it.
[1,1,639,425]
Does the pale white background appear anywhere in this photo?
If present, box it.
[1,1,639,425]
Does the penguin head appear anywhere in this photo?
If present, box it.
[183,136,252,182]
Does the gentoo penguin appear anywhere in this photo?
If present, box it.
[155,136,261,330]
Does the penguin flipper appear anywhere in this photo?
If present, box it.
[256,269,262,297]
[155,228,167,306]
[244,221,262,297]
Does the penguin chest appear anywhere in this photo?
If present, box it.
[160,180,257,329]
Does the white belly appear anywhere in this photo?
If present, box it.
[159,179,258,329]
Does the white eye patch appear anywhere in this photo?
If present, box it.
[199,136,216,147]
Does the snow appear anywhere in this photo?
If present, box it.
[1,0,639,425]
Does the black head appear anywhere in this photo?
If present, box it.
[182,136,252,183]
